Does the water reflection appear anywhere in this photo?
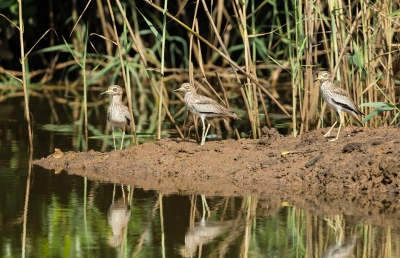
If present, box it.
[179,195,243,257]
[322,215,356,258]
[182,218,239,257]
[323,235,356,258]
[1,143,400,257]
[1,169,400,257]
[107,185,132,248]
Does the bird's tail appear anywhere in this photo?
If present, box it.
[349,112,363,126]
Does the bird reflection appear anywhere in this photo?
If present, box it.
[181,218,236,257]
[179,195,238,257]
[323,235,356,258]
[107,197,131,247]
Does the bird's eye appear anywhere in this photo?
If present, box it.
[185,85,190,89]
[113,87,118,92]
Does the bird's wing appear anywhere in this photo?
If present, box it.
[107,108,111,123]
[122,106,131,126]
[191,97,233,116]
[331,87,364,116]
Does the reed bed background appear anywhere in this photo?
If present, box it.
[1,0,400,150]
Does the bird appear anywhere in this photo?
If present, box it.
[101,85,130,150]
[314,71,364,141]
[107,197,131,247]
[174,82,238,145]
[322,235,356,258]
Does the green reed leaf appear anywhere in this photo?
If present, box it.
[137,9,162,41]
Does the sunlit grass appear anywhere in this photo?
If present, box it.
[1,0,399,148]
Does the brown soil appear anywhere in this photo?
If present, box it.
[33,126,400,227]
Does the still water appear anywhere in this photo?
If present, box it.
[1,99,400,258]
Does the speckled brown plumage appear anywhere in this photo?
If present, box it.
[314,71,364,141]
[174,82,238,145]
[101,85,130,150]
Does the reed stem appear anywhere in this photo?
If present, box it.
[115,0,184,139]
[145,0,292,121]
[158,0,168,140]
[18,0,33,150]
[82,27,88,151]
[107,0,138,145]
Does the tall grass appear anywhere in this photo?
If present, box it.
[158,0,168,140]
[18,1,34,150]
[145,0,291,137]
[0,1,54,150]
[62,22,92,151]
[1,0,399,145]
[105,0,138,145]
[308,1,398,130]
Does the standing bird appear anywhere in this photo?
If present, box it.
[174,82,238,146]
[314,71,364,141]
[101,85,130,150]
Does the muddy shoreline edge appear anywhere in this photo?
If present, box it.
[33,127,400,227]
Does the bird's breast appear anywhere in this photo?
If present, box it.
[108,106,129,128]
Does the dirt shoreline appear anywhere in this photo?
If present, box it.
[33,126,400,227]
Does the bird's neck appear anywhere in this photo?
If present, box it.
[320,80,331,90]
[111,94,123,104]
[185,90,197,97]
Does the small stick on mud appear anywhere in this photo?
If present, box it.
[305,155,324,168]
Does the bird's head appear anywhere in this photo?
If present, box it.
[174,82,195,93]
[313,71,331,82]
[101,85,123,96]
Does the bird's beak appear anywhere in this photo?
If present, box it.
[313,78,319,82]
[173,88,181,92]
[100,90,111,95]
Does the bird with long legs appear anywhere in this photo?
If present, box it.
[101,85,130,150]
[314,71,364,141]
[174,82,238,145]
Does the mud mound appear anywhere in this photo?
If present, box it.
[33,126,400,227]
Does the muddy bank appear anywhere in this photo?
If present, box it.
[33,126,400,227]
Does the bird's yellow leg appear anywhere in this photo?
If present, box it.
[200,119,206,146]
[330,112,343,142]
[201,195,210,220]
[324,121,337,138]
[204,123,211,142]
[112,130,117,151]
[120,129,125,150]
